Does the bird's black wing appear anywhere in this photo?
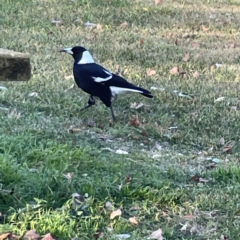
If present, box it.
[82,64,113,83]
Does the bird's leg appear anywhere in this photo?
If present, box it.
[110,105,116,122]
[80,95,95,111]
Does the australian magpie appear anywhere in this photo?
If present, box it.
[60,46,153,121]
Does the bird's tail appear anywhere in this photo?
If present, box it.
[134,85,153,98]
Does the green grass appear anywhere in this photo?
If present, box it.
[1,0,240,239]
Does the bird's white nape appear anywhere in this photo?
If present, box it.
[78,51,95,64]
[63,47,73,55]
[110,86,142,97]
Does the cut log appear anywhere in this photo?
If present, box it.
[0,48,31,81]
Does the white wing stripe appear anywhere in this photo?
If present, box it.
[92,75,112,82]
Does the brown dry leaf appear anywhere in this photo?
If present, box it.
[182,215,194,221]
[41,233,55,240]
[0,232,11,240]
[23,230,40,240]
[170,66,178,75]
[129,217,138,225]
[210,64,216,71]
[93,231,104,239]
[192,42,200,48]
[96,24,102,30]
[149,228,163,240]
[147,69,157,76]
[129,116,140,127]
[190,174,200,182]
[110,209,122,220]
[182,52,190,62]
[63,172,73,183]
[193,71,200,78]
[223,145,231,153]
[139,38,144,45]
[155,0,162,5]
[120,21,128,28]
[201,25,209,31]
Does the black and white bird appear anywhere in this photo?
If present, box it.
[60,46,153,121]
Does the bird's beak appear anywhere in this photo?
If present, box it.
[59,47,73,55]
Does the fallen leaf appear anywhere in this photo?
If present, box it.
[63,172,73,183]
[116,149,128,155]
[8,108,21,119]
[41,233,55,240]
[51,19,62,25]
[147,69,157,76]
[182,215,194,221]
[220,235,229,240]
[129,217,138,225]
[96,24,102,30]
[192,42,200,48]
[0,232,11,240]
[182,52,190,62]
[28,92,38,97]
[193,71,200,78]
[199,177,209,183]
[65,75,74,80]
[223,145,231,153]
[72,193,84,207]
[170,66,178,75]
[214,97,225,103]
[106,226,114,232]
[23,230,40,240]
[230,106,237,111]
[190,174,200,182]
[180,222,189,231]
[155,0,162,5]
[210,64,216,71]
[84,21,97,28]
[130,102,145,109]
[139,38,144,45]
[219,137,225,146]
[201,25,209,31]
[129,116,140,127]
[110,209,122,219]
[105,201,114,211]
[93,231,104,239]
[116,234,130,239]
[215,63,223,68]
[229,43,236,49]
[120,21,128,28]
[148,228,163,240]
[155,142,162,151]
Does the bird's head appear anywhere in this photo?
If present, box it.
[60,46,94,64]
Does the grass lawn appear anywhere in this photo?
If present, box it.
[1,0,240,239]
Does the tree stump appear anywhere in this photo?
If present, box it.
[0,48,31,81]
